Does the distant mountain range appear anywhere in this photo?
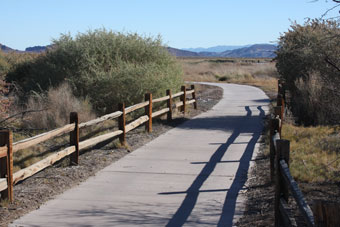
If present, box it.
[182,45,251,53]
[25,45,51,52]
[0,44,50,53]
[170,44,277,58]
[0,44,17,53]
[1,43,277,58]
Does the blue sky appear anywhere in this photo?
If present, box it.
[1,0,339,50]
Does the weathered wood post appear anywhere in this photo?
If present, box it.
[145,93,152,132]
[0,130,13,202]
[277,94,285,120]
[278,79,282,95]
[191,85,197,109]
[274,106,283,136]
[278,79,286,101]
[274,106,282,118]
[118,103,126,146]
[270,118,280,181]
[70,112,79,165]
[180,85,186,114]
[166,89,173,122]
[313,201,340,227]
[275,139,290,227]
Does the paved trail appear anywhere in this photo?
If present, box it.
[11,83,269,227]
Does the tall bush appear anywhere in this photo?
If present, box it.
[276,19,340,125]
[0,51,9,79]
[6,29,183,114]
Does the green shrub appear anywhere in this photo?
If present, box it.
[7,29,183,114]
[0,51,9,79]
[276,19,340,125]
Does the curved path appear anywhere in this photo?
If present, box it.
[11,83,269,227]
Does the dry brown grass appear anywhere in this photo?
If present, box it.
[282,123,340,183]
[179,58,278,95]
[21,82,95,130]
[10,83,97,171]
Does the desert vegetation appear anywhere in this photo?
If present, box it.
[0,51,40,121]
[0,30,183,172]
[180,58,279,95]
[6,29,183,115]
[275,19,340,183]
[276,19,340,126]
[282,124,340,183]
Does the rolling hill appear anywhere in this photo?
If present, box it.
[219,44,276,58]
[0,44,18,53]
[168,44,277,58]
[1,43,277,58]
[167,47,200,57]
[182,45,250,53]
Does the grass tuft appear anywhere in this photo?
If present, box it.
[282,124,340,183]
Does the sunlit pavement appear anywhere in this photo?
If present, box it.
[11,83,269,227]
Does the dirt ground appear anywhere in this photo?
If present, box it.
[0,84,223,226]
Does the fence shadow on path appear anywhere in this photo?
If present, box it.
[162,105,265,227]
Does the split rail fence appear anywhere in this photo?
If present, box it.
[270,80,340,227]
[0,85,197,202]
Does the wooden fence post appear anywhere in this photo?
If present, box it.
[118,103,126,146]
[70,112,79,165]
[180,85,186,114]
[270,118,280,181]
[166,89,173,122]
[191,85,197,109]
[277,93,284,109]
[276,94,285,128]
[145,93,152,132]
[275,139,290,227]
[0,130,13,202]
[279,140,290,201]
[274,106,283,136]
[313,201,340,227]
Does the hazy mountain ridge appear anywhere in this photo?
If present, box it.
[25,45,49,52]
[0,44,52,53]
[182,45,250,53]
[0,44,19,53]
[169,44,277,58]
[1,43,277,58]
[167,47,200,57]
[220,44,276,58]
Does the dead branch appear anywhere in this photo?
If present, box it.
[0,109,47,125]
[325,56,340,72]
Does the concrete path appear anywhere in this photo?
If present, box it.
[11,83,269,227]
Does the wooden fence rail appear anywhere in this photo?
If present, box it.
[272,80,339,227]
[0,85,197,202]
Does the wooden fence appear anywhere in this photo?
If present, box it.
[271,80,340,227]
[0,85,197,202]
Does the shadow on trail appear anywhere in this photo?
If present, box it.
[217,106,265,226]
[163,106,265,227]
